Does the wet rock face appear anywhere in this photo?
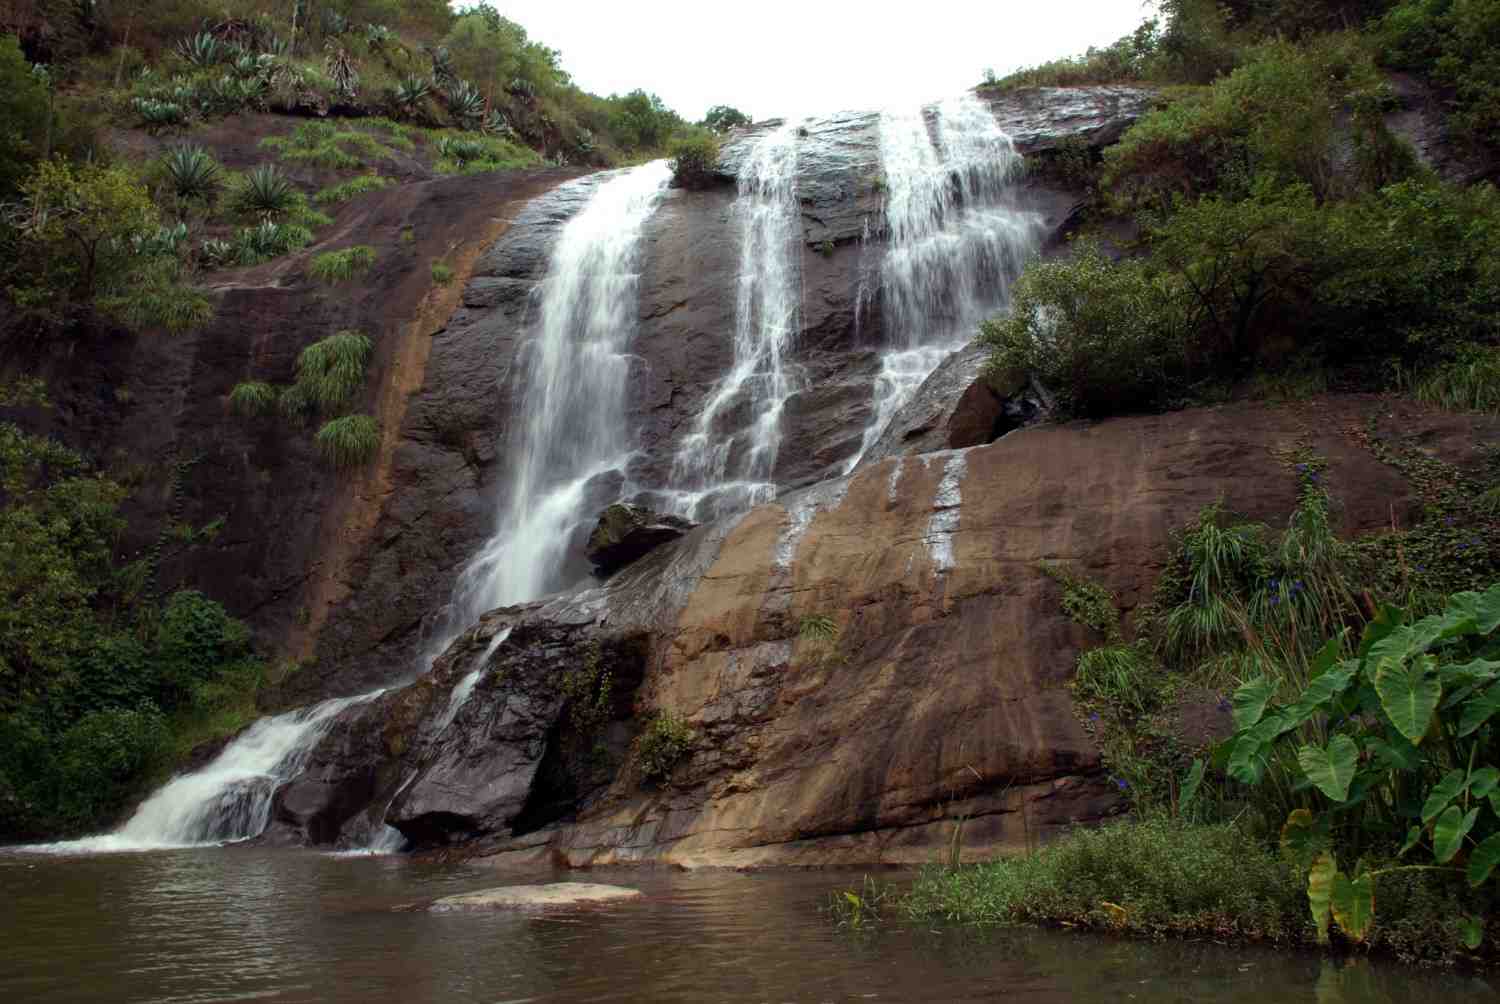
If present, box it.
[302,87,1157,702]
[585,504,696,575]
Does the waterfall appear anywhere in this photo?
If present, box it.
[665,123,803,522]
[25,691,383,854]
[447,161,673,623]
[846,95,1041,469]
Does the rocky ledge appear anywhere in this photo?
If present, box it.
[264,395,1495,868]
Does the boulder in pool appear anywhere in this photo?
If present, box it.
[428,882,642,912]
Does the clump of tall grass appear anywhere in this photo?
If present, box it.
[233,219,313,265]
[1416,347,1500,414]
[307,246,376,284]
[260,121,393,170]
[902,816,1307,941]
[284,331,372,415]
[313,174,392,205]
[228,381,277,417]
[314,414,379,468]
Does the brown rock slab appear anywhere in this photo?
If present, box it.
[428,883,642,912]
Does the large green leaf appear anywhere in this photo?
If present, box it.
[1477,582,1500,635]
[1308,852,1338,945]
[1459,915,1485,950]
[1435,591,1483,642]
[1228,734,1267,786]
[1366,624,1418,669]
[1459,683,1500,737]
[1469,833,1500,887]
[1358,604,1404,660]
[1179,758,1205,811]
[1470,766,1500,801]
[1298,735,1360,802]
[1249,709,1294,744]
[1375,658,1442,745]
[1331,871,1375,942]
[1422,768,1470,825]
[1365,736,1421,772]
[1433,805,1480,864]
[1288,662,1358,725]
[1232,675,1277,731]
[1440,657,1500,688]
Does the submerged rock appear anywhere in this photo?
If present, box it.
[428,883,642,912]
[586,504,696,574]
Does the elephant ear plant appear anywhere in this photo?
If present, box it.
[1223,582,1500,950]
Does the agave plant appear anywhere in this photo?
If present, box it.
[198,238,236,269]
[391,74,431,115]
[480,109,513,137]
[365,24,392,51]
[131,222,190,258]
[445,80,485,128]
[436,135,491,165]
[161,145,220,200]
[320,9,349,36]
[426,44,455,87]
[176,32,222,67]
[233,218,313,264]
[234,164,297,216]
[508,76,536,100]
[133,98,187,130]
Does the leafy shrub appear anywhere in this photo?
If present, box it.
[668,133,721,189]
[430,261,454,284]
[636,711,695,781]
[159,145,221,201]
[432,132,540,174]
[979,242,1193,418]
[307,245,376,284]
[1380,0,1500,151]
[232,164,297,216]
[1224,584,1500,950]
[313,174,392,205]
[314,414,380,468]
[701,104,751,132]
[0,35,50,196]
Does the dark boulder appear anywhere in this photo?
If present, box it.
[586,503,696,575]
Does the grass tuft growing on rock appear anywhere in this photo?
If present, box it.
[314,414,379,468]
[308,246,376,285]
[313,174,393,205]
[635,711,694,782]
[228,381,278,417]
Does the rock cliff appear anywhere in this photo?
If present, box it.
[268,396,1491,866]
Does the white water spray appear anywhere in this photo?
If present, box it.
[847,95,1041,469]
[665,124,803,522]
[24,691,383,854]
[450,162,672,621]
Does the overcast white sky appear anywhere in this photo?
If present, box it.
[485,1,1158,122]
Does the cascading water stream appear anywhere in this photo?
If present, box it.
[25,690,383,853]
[447,161,673,623]
[663,123,803,522]
[846,94,1042,470]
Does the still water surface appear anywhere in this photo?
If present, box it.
[2,848,1493,1003]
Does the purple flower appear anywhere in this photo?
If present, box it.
[1217,698,1232,713]
[1115,778,1130,791]
[1089,713,1100,722]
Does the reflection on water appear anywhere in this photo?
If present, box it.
[1,849,1493,1003]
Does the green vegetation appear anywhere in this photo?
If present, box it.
[307,246,376,284]
[635,711,695,782]
[158,145,221,201]
[0,418,266,838]
[701,104,751,133]
[228,381,277,417]
[259,120,396,170]
[983,3,1500,422]
[313,413,379,469]
[314,173,393,205]
[1224,584,1500,946]
[668,133,721,189]
[430,261,454,285]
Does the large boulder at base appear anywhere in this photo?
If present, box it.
[586,503,696,574]
[428,883,642,912]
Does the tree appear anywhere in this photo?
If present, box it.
[701,104,751,133]
[0,35,49,197]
